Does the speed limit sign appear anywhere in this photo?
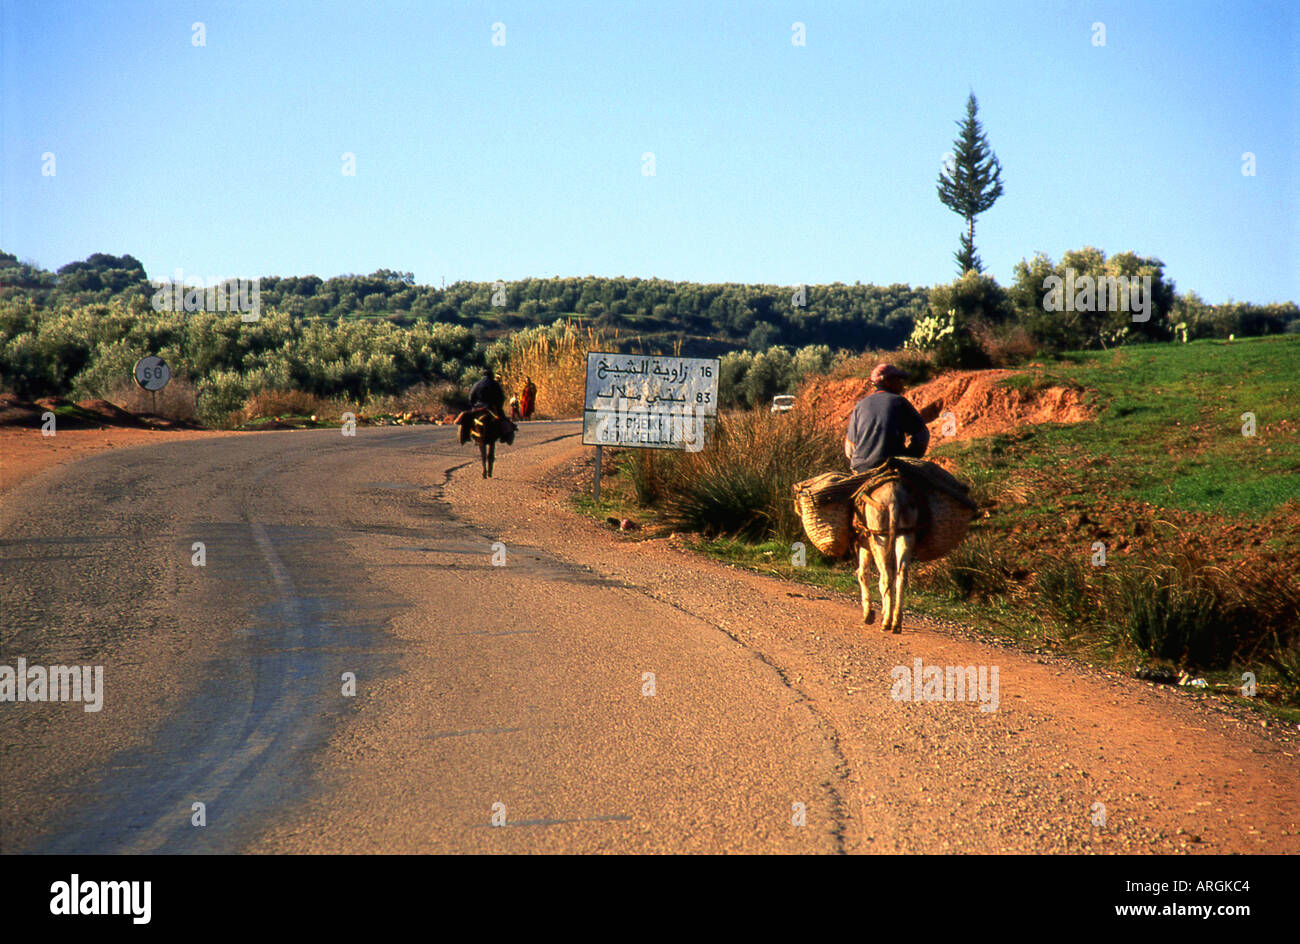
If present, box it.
[134,356,171,391]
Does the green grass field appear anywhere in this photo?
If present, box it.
[968,336,1300,518]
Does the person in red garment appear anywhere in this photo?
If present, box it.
[519,376,537,420]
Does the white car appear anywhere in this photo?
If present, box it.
[770,395,796,414]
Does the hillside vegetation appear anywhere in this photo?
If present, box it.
[0,251,926,354]
[3,249,1296,432]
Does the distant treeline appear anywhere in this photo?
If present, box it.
[0,294,482,423]
[0,251,926,353]
[3,249,1297,425]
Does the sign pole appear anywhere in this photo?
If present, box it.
[134,356,171,417]
[594,444,602,503]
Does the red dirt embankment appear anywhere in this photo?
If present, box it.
[796,369,1092,443]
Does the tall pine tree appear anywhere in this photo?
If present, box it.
[937,93,1004,275]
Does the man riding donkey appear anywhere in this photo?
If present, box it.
[796,363,976,635]
[456,366,517,478]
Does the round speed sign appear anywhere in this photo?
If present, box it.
[134,356,171,391]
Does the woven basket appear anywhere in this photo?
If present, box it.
[914,490,974,562]
[793,473,854,557]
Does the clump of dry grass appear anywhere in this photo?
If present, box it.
[235,389,336,424]
[232,382,466,427]
[365,381,464,418]
[105,377,201,424]
[971,322,1040,366]
[495,321,611,419]
[638,407,846,542]
[920,540,1300,684]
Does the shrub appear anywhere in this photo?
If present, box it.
[1101,559,1237,667]
[916,529,1018,602]
[1009,248,1175,350]
[1270,643,1300,706]
[0,296,488,423]
[395,380,464,415]
[828,348,937,385]
[1033,555,1091,625]
[906,270,1004,369]
[196,370,250,426]
[651,407,844,541]
[719,343,837,409]
[1030,550,1298,670]
[103,377,200,423]
[908,308,988,369]
[238,388,333,423]
[970,321,1038,366]
[629,449,665,506]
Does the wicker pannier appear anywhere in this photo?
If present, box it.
[797,459,978,562]
[913,489,974,562]
[793,472,855,557]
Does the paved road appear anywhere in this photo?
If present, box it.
[0,422,839,853]
[2,421,1297,853]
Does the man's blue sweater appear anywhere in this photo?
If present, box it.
[845,391,930,472]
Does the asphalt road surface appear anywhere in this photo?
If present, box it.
[2,422,1297,853]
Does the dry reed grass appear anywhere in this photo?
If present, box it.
[495,321,612,419]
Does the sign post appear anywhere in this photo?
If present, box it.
[133,355,171,415]
[582,352,721,499]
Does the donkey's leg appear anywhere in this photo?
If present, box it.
[487,441,495,478]
[875,537,894,634]
[857,545,875,625]
[890,534,915,634]
[479,440,488,478]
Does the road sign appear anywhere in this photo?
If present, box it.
[582,352,719,451]
[134,356,171,391]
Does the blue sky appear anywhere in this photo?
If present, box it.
[3,0,1296,302]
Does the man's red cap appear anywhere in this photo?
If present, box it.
[870,363,909,385]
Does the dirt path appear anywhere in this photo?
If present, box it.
[438,426,1300,853]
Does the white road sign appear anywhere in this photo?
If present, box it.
[582,352,719,450]
[134,356,171,391]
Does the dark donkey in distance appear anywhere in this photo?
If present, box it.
[457,368,515,478]
[469,410,508,478]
